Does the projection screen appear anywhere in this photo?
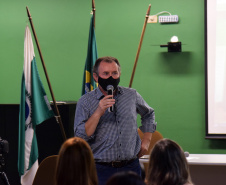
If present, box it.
[206,0,226,138]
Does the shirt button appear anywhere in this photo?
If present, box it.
[120,132,121,134]
[119,155,121,158]
[120,143,121,146]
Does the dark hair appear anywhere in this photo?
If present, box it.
[55,137,98,185]
[93,56,121,75]
[146,139,193,185]
[106,171,145,185]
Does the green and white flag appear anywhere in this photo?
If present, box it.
[18,25,54,185]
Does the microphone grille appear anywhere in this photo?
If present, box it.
[107,85,114,91]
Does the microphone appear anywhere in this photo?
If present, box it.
[107,85,114,112]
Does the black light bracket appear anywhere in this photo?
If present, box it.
[160,42,181,52]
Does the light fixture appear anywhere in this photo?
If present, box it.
[160,36,181,52]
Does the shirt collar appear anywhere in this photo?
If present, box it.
[96,87,104,100]
[95,86,124,100]
[117,86,124,95]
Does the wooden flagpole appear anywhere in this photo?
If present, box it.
[129,4,151,88]
[92,0,96,28]
[26,6,67,141]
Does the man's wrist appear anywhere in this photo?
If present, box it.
[142,132,152,142]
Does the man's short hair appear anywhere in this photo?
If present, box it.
[93,56,121,75]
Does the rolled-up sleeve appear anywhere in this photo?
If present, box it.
[136,91,157,133]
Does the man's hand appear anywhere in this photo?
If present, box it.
[85,95,115,137]
[137,132,152,158]
[96,95,115,116]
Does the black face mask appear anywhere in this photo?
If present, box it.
[98,76,120,91]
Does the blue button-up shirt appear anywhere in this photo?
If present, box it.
[74,86,156,162]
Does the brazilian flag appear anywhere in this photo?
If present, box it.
[82,14,98,95]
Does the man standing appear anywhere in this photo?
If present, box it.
[74,56,156,185]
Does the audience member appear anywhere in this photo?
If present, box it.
[106,171,145,185]
[146,139,193,185]
[55,137,98,185]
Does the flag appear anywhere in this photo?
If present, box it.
[18,25,54,185]
[82,14,98,95]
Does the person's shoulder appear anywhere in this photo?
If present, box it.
[78,89,97,102]
[118,86,142,99]
[118,86,137,93]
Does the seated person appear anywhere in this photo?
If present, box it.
[146,139,193,185]
[106,171,145,185]
[55,137,98,185]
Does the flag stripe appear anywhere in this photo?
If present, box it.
[18,25,54,185]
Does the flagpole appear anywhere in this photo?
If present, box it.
[26,6,67,142]
[92,0,96,28]
[129,4,151,88]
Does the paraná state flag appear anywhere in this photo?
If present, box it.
[82,14,98,95]
[18,25,54,185]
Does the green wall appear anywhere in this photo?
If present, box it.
[1,0,226,154]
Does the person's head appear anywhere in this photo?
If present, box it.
[146,139,193,185]
[106,171,145,185]
[55,137,98,185]
[93,56,121,91]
